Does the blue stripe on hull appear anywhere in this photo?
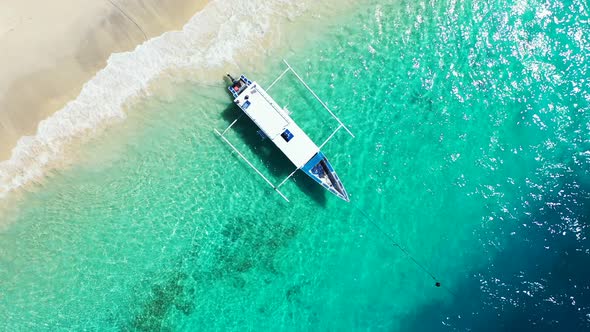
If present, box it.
[302,152,349,202]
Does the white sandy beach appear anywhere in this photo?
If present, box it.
[0,0,357,199]
[0,0,208,160]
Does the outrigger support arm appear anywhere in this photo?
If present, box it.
[282,59,355,138]
[319,124,344,150]
[214,129,290,202]
[265,61,356,139]
[221,115,243,136]
[267,67,291,91]
[276,167,300,189]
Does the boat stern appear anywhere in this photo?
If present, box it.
[226,74,252,99]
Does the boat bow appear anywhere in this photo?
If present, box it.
[301,152,349,202]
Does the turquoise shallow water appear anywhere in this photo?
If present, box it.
[1,0,590,330]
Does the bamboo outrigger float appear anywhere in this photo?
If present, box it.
[214,60,354,202]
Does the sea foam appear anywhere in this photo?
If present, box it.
[0,0,308,198]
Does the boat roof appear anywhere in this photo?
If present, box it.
[234,82,319,168]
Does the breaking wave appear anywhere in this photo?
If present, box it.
[0,0,309,198]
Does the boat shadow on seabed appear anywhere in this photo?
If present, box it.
[220,103,328,207]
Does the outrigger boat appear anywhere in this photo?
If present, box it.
[214,60,354,202]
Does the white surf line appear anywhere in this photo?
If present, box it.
[0,0,311,199]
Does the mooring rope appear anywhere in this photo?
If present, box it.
[350,203,446,289]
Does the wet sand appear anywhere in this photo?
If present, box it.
[0,0,209,160]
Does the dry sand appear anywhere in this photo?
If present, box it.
[0,0,208,160]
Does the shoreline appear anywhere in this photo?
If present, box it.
[0,0,209,161]
[0,0,365,200]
